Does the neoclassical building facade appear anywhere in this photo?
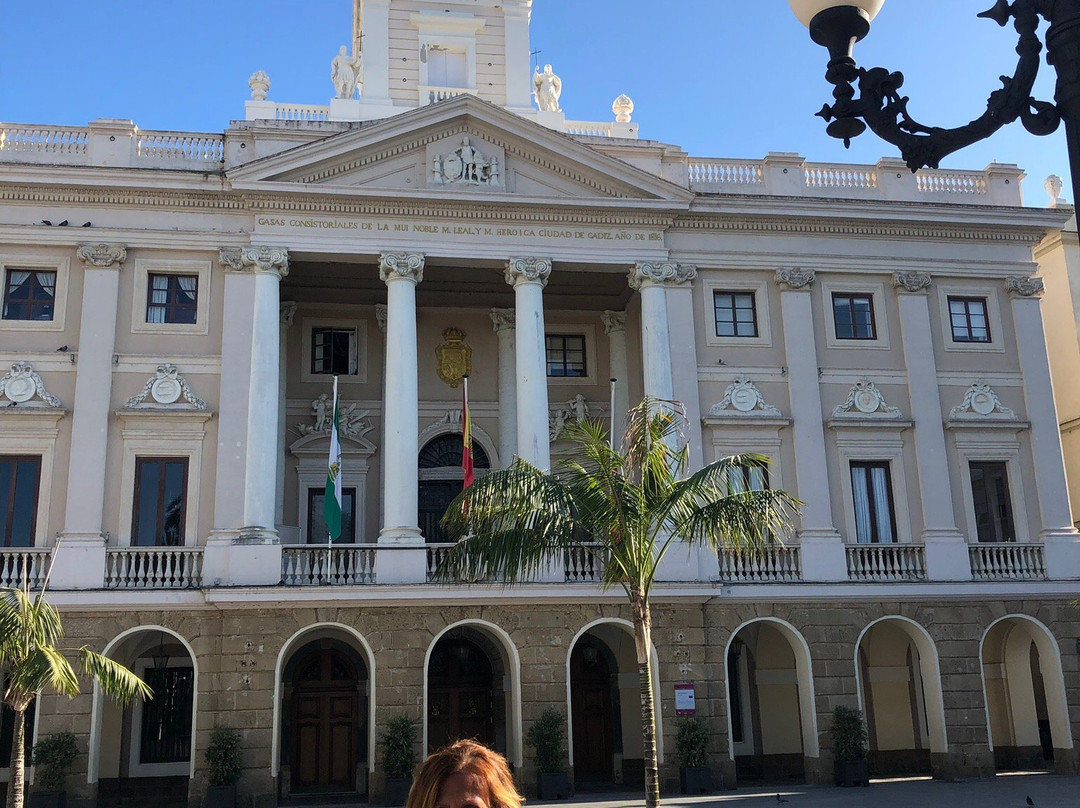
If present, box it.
[1,1,1078,805]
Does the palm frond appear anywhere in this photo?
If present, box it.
[6,646,79,700]
[79,649,152,705]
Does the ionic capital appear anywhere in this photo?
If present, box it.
[76,243,127,269]
[490,307,516,333]
[379,252,425,284]
[219,246,290,279]
[601,310,627,334]
[279,301,298,328]
[893,271,933,294]
[505,257,552,288]
[1005,275,1044,299]
[628,262,696,290]
[774,267,816,290]
[374,304,388,334]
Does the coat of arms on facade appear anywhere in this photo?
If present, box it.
[436,328,471,388]
[432,137,501,187]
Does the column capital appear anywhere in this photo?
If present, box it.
[279,301,298,328]
[76,243,127,269]
[490,307,516,333]
[374,304,388,334]
[505,257,552,287]
[1005,275,1044,299]
[774,267,816,290]
[219,246,290,279]
[601,310,627,334]
[379,252,424,284]
[628,262,695,291]
[893,271,932,294]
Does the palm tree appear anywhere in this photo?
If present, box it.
[1,572,151,808]
[438,398,799,808]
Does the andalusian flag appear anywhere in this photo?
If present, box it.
[461,375,474,489]
[324,376,342,543]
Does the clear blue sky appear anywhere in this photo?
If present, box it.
[0,1,1069,206]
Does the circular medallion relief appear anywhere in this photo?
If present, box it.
[730,386,758,413]
[970,390,996,416]
[151,377,182,405]
[853,389,880,414]
[444,153,464,182]
[4,375,35,403]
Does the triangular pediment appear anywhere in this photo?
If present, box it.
[228,96,692,205]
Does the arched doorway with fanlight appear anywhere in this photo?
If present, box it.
[418,432,490,543]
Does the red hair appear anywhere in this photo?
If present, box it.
[405,740,523,808]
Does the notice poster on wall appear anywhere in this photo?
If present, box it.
[674,682,696,715]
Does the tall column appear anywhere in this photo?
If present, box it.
[894,272,969,580]
[491,308,518,466]
[375,304,388,524]
[379,252,424,544]
[506,257,552,471]
[1006,276,1080,577]
[775,268,845,581]
[54,243,125,589]
[276,301,297,528]
[601,311,629,443]
[629,262,695,401]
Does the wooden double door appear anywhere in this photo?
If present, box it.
[571,641,615,781]
[290,647,362,794]
[428,638,496,750]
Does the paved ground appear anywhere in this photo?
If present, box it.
[553,774,1078,808]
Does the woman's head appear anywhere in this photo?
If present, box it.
[405,740,523,808]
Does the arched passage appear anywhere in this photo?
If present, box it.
[566,619,663,791]
[854,617,947,777]
[724,618,819,784]
[424,620,522,767]
[981,615,1073,771]
[88,626,198,807]
[271,624,375,800]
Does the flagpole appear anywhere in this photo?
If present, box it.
[327,375,338,583]
[609,377,617,450]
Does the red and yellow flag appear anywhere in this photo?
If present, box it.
[461,375,474,489]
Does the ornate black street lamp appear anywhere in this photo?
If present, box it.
[790,0,1080,197]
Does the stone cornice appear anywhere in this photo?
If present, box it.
[0,183,244,211]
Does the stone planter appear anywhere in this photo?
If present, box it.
[536,772,569,800]
[384,776,413,806]
[204,784,237,808]
[679,766,712,794]
[835,759,869,787]
[28,792,65,808]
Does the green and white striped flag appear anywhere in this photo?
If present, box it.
[324,376,342,543]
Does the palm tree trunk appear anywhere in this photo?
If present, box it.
[5,705,26,808]
[631,592,660,808]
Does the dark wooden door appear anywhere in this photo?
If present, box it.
[291,649,358,793]
[571,641,613,780]
[419,481,460,543]
[428,639,495,750]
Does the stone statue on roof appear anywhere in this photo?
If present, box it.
[331,45,363,99]
[533,64,562,112]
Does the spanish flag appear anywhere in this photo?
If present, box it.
[461,375,474,489]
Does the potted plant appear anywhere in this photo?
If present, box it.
[204,726,242,808]
[380,714,417,806]
[29,732,78,808]
[674,717,712,794]
[830,705,869,787]
[524,708,569,800]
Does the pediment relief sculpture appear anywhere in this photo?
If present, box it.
[431,136,502,188]
[0,363,62,409]
[832,377,904,419]
[297,394,375,441]
[707,377,782,418]
[949,381,1017,421]
[125,364,207,410]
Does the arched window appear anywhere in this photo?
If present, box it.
[418,434,490,542]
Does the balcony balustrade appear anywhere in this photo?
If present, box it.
[104,547,203,589]
[969,543,1047,581]
[0,548,52,589]
[281,545,377,586]
[846,543,927,582]
[718,545,802,583]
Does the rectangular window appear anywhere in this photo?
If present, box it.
[545,334,586,378]
[139,666,193,764]
[832,293,877,340]
[307,487,357,544]
[132,458,188,547]
[713,291,758,338]
[969,461,1015,543]
[0,456,40,548]
[311,327,358,376]
[850,461,897,544]
[146,273,198,325]
[2,269,56,321]
[948,296,991,343]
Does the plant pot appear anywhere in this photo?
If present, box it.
[384,776,413,806]
[28,792,65,808]
[205,783,237,808]
[835,759,869,787]
[679,766,712,795]
[536,772,569,800]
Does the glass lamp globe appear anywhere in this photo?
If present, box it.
[789,0,885,28]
